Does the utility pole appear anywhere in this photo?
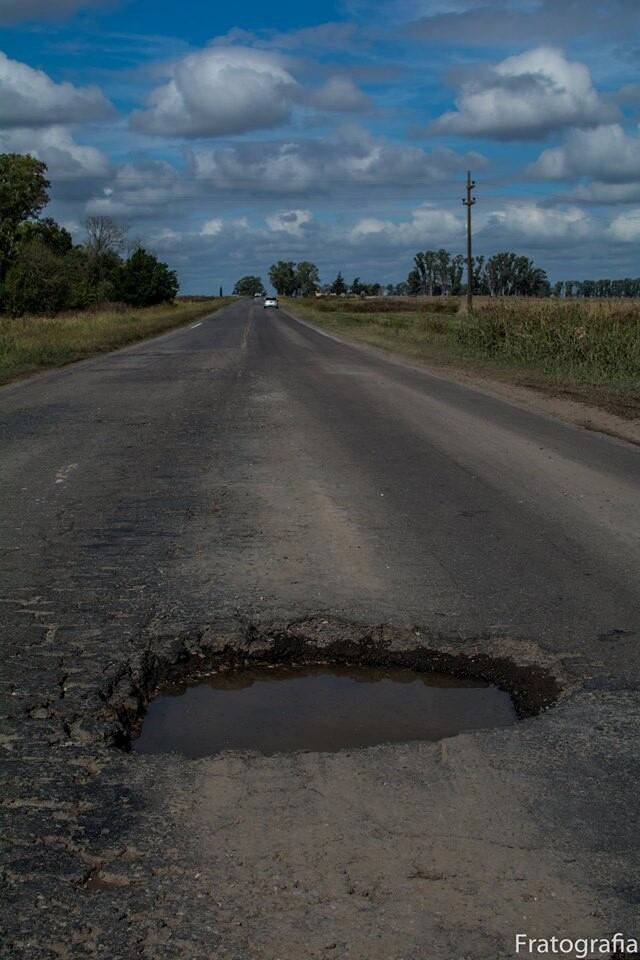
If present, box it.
[463,171,476,317]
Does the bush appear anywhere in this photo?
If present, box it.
[115,248,178,307]
[3,241,71,316]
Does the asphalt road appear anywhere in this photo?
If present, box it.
[1,299,639,959]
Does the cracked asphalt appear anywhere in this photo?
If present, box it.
[1,298,639,959]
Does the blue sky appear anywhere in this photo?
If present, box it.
[1,0,640,292]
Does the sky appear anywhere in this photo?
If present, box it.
[1,0,640,293]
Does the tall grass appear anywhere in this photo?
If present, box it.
[0,300,233,384]
[458,299,640,384]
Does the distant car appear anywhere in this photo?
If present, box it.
[263,297,279,309]
[253,292,262,299]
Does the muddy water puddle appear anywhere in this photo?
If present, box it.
[133,664,517,758]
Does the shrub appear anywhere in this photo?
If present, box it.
[3,241,71,316]
[115,248,178,307]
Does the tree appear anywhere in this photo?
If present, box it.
[84,215,128,288]
[115,248,178,307]
[435,249,451,296]
[351,277,363,296]
[85,216,128,258]
[295,261,320,297]
[269,261,297,296]
[448,254,465,295]
[330,272,347,295]
[4,241,71,317]
[17,217,73,257]
[407,268,421,296]
[233,275,265,296]
[0,153,50,282]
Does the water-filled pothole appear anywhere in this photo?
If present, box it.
[132,663,517,758]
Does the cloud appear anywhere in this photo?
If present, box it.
[188,129,484,196]
[561,182,640,205]
[0,51,113,128]
[348,203,463,246]
[308,76,370,112]
[432,47,618,140]
[347,198,596,253]
[200,218,223,236]
[529,125,640,183]
[0,125,111,200]
[266,209,312,235]
[215,22,360,53]
[482,202,593,242]
[400,0,640,47]
[608,208,640,242]
[616,82,640,105]
[85,160,186,218]
[130,46,299,137]
[0,0,115,23]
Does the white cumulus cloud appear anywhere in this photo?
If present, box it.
[432,47,617,140]
[200,218,224,236]
[529,124,640,183]
[188,129,483,196]
[349,203,463,246]
[0,125,110,182]
[130,46,299,138]
[482,202,594,241]
[0,51,113,127]
[609,208,640,242]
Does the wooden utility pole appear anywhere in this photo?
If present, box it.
[463,171,476,316]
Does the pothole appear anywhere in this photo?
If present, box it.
[132,663,518,758]
[103,617,565,756]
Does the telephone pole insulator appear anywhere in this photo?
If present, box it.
[462,170,476,318]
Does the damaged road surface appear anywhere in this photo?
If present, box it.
[1,298,639,959]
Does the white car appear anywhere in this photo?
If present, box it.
[263,297,279,309]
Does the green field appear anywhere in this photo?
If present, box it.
[285,296,640,420]
[0,299,233,385]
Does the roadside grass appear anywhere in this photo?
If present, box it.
[0,299,234,385]
[284,297,640,419]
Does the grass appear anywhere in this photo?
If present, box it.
[285,296,640,420]
[0,299,233,385]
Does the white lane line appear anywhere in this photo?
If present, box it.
[55,463,79,485]
[191,321,203,329]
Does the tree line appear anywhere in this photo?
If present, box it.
[0,153,178,317]
[408,250,551,297]
[238,252,640,304]
[240,254,554,300]
[235,263,388,298]
[552,279,640,298]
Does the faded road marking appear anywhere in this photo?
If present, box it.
[191,322,203,329]
[55,463,79,485]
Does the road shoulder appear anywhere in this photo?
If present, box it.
[283,304,640,447]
